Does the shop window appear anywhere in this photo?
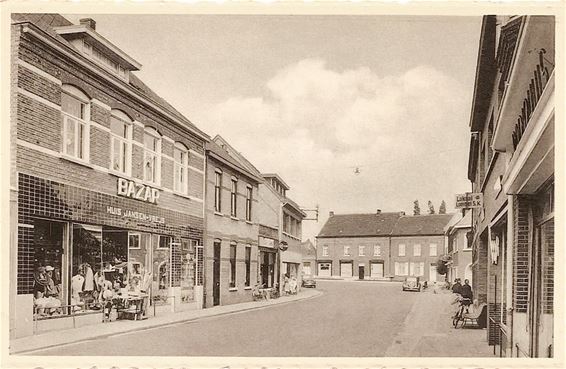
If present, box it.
[245,246,251,287]
[61,85,90,161]
[158,235,171,249]
[128,233,140,249]
[110,110,132,175]
[395,262,409,276]
[230,178,238,217]
[196,245,204,286]
[230,243,237,288]
[33,219,64,316]
[143,127,161,185]
[173,143,189,195]
[214,170,222,212]
[245,186,252,222]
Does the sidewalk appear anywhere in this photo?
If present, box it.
[10,288,322,355]
[385,289,494,357]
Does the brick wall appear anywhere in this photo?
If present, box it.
[542,218,554,314]
[513,195,530,313]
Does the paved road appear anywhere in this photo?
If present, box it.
[34,280,420,356]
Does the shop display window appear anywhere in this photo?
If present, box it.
[33,219,65,317]
[180,239,196,303]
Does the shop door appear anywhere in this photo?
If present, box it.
[358,266,365,280]
[371,262,384,278]
[318,263,331,277]
[340,262,353,277]
[213,242,221,306]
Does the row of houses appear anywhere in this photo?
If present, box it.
[314,211,454,282]
[465,15,555,358]
[9,14,307,338]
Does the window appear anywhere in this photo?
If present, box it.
[414,244,421,256]
[110,110,132,174]
[245,246,251,287]
[283,214,290,234]
[143,128,161,184]
[173,143,189,194]
[398,244,406,256]
[230,243,237,288]
[430,243,438,256]
[344,246,350,256]
[128,233,140,249]
[464,232,471,250]
[322,246,329,257]
[358,246,365,256]
[395,262,409,276]
[245,186,252,221]
[230,178,238,217]
[410,262,425,276]
[158,235,171,249]
[84,42,128,81]
[374,245,381,256]
[61,85,90,161]
[214,170,222,212]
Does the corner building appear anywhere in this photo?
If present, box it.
[467,15,554,357]
[10,14,208,338]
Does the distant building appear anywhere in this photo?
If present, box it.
[466,16,554,357]
[204,139,262,307]
[301,239,317,277]
[444,212,473,284]
[316,211,452,281]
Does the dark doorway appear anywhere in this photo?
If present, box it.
[213,241,221,306]
[359,266,365,280]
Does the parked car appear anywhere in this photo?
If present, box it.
[402,276,421,292]
[302,275,317,288]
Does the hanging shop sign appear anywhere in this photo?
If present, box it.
[455,193,483,209]
[117,178,160,204]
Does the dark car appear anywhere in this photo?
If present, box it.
[402,276,421,292]
[302,275,317,288]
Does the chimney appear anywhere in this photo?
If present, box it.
[329,211,334,217]
[80,18,96,30]
[376,209,381,215]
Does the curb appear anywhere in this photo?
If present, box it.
[13,290,323,355]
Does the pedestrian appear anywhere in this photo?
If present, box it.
[460,279,473,300]
[451,278,462,295]
[284,274,291,295]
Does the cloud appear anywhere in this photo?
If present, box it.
[205,59,471,239]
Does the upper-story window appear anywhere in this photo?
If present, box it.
[398,244,406,257]
[245,186,252,222]
[374,245,381,256]
[230,178,238,217]
[359,246,365,256]
[343,246,351,256]
[109,110,132,175]
[83,42,128,82]
[214,170,222,212]
[322,246,329,257]
[61,85,90,161]
[413,244,421,256]
[143,127,161,185]
[173,143,189,195]
[430,243,438,256]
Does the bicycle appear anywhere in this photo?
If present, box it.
[452,297,472,328]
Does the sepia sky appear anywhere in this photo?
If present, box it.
[66,14,482,241]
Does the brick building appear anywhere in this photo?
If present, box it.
[467,16,554,357]
[203,136,262,307]
[444,211,473,284]
[10,14,208,338]
[316,211,451,281]
[301,239,317,277]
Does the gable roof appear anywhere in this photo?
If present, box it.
[205,140,262,184]
[212,135,263,178]
[13,13,209,142]
[317,212,402,238]
[391,214,454,236]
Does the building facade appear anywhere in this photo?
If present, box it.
[316,211,451,281]
[10,14,208,338]
[444,212,473,284]
[203,139,261,307]
[301,239,317,277]
[467,15,554,357]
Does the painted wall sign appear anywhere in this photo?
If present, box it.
[117,178,160,204]
[455,192,483,209]
[259,236,276,249]
[107,206,165,224]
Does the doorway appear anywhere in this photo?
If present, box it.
[358,265,365,280]
[213,241,221,306]
[370,261,384,278]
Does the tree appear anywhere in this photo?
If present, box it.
[427,200,435,214]
[436,259,448,275]
[413,200,421,216]
[439,200,447,214]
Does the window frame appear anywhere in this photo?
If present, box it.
[157,235,172,250]
[245,185,253,222]
[143,127,162,185]
[343,245,351,256]
[322,245,329,257]
[413,243,421,257]
[230,177,238,218]
[358,245,365,256]
[61,85,90,162]
[128,232,141,250]
[429,243,438,256]
[245,245,251,287]
[109,110,133,176]
[173,142,189,195]
[214,170,222,213]
[398,243,406,257]
[374,244,381,257]
[229,242,237,288]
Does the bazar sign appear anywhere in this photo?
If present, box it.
[455,193,483,209]
[117,178,160,204]
[107,206,165,224]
